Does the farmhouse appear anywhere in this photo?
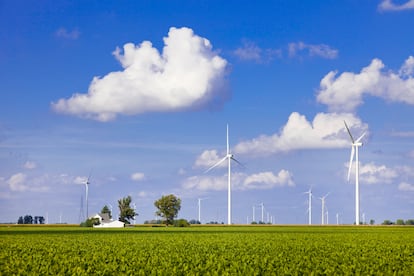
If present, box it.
[92,213,125,228]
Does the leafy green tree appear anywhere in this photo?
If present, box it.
[17,216,24,224]
[405,219,414,225]
[23,215,33,224]
[174,219,190,227]
[154,194,181,225]
[396,219,405,225]
[382,220,393,225]
[80,217,100,227]
[118,196,137,224]
[101,205,112,219]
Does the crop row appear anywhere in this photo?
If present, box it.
[1,226,413,275]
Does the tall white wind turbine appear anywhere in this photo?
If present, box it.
[198,198,207,223]
[319,193,329,225]
[344,121,366,226]
[205,124,243,225]
[84,171,92,219]
[304,188,313,225]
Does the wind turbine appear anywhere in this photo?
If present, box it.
[83,171,92,219]
[198,198,207,223]
[304,188,313,225]
[319,193,329,225]
[260,203,265,223]
[205,124,243,225]
[344,121,366,226]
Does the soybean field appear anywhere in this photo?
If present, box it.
[1,225,413,275]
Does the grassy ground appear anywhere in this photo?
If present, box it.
[1,225,413,275]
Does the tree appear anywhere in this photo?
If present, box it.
[17,216,24,224]
[369,219,375,225]
[396,219,405,225]
[405,219,414,225]
[154,194,181,225]
[101,205,112,219]
[23,215,33,224]
[382,220,393,225]
[80,217,100,227]
[118,195,137,224]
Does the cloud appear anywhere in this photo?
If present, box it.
[74,176,87,185]
[316,56,414,112]
[131,172,145,181]
[243,170,295,189]
[233,40,282,63]
[23,161,37,170]
[194,149,226,169]
[55,27,80,40]
[234,112,368,156]
[288,42,338,59]
[182,169,294,191]
[52,27,229,121]
[378,0,414,11]
[398,182,414,191]
[357,163,398,184]
[7,173,49,192]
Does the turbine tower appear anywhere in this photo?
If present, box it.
[260,203,264,223]
[205,124,243,225]
[198,198,207,223]
[304,188,313,225]
[344,121,366,226]
[319,193,329,225]
[84,171,92,219]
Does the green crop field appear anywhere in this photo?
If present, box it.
[1,225,413,275]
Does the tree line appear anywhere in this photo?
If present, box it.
[382,219,414,225]
[81,194,183,227]
[17,215,45,224]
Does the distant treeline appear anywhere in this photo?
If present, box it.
[382,219,414,225]
[17,215,45,224]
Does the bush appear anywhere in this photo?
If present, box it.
[80,218,100,227]
[174,219,190,227]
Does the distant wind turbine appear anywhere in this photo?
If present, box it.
[344,121,366,226]
[205,124,243,225]
[319,193,329,225]
[304,188,313,225]
[83,171,92,219]
[198,198,207,223]
[260,203,265,223]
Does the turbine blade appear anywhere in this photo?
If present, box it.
[347,146,355,181]
[231,156,245,169]
[204,156,228,173]
[355,132,366,143]
[86,169,92,184]
[344,121,355,143]
[226,124,229,155]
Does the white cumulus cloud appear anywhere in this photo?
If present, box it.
[131,172,145,181]
[234,112,368,156]
[243,170,295,189]
[52,27,229,121]
[317,56,414,112]
[378,0,414,11]
[7,173,49,192]
[194,149,226,169]
[347,162,398,184]
[182,170,294,191]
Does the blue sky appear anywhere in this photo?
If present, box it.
[1,0,414,224]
